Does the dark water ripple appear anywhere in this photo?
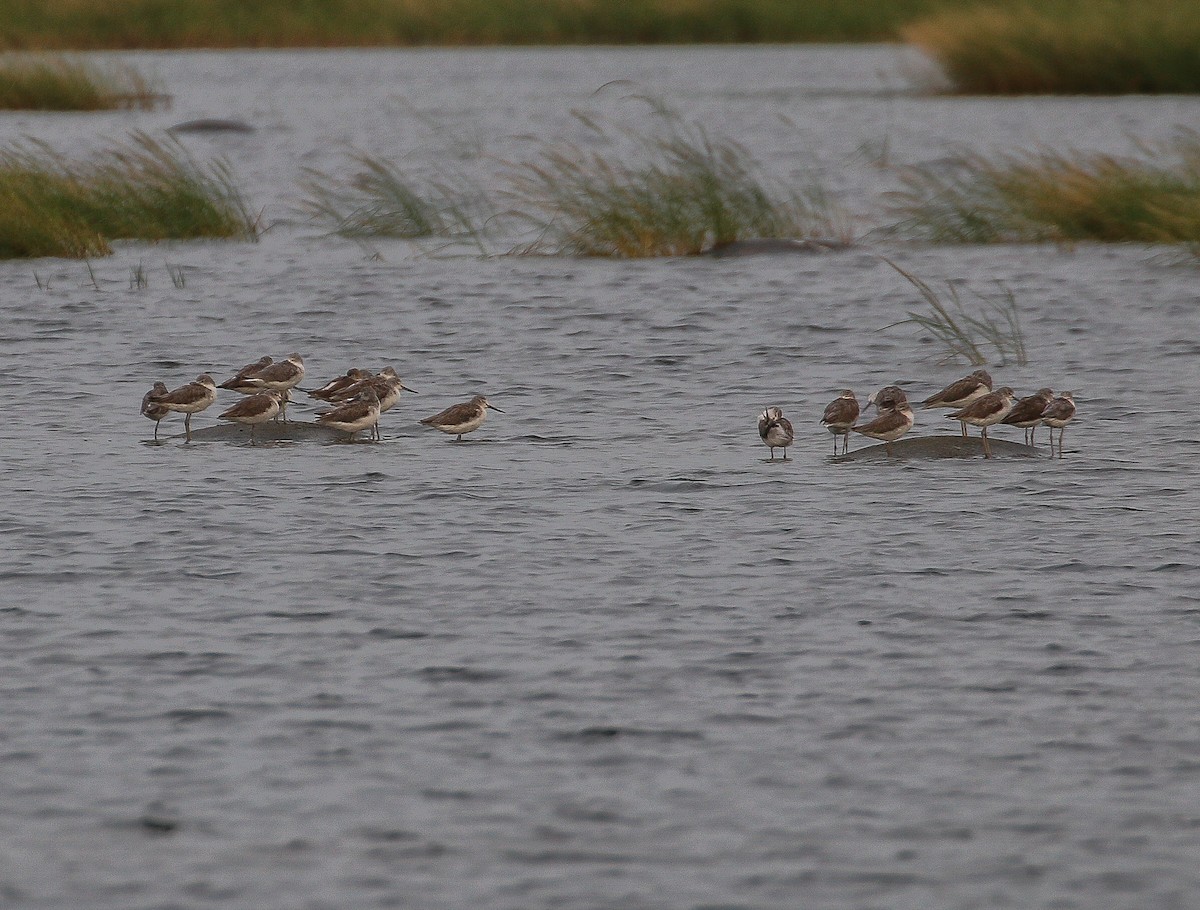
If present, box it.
[1,46,1200,910]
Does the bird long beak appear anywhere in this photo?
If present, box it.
[400,384,417,393]
[486,403,505,413]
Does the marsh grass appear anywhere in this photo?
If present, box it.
[888,132,1200,244]
[0,0,956,49]
[0,132,257,259]
[0,53,165,109]
[884,259,1026,366]
[904,0,1200,94]
[507,112,847,257]
[300,154,486,249]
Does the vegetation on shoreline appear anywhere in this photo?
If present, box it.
[905,0,1200,94]
[0,54,164,110]
[0,0,987,49]
[0,133,256,260]
[887,131,1200,244]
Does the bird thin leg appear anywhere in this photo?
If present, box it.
[153,421,160,440]
[960,420,967,438]
[981,427,991,458]
[184,412,192,442]
[1058,428,1065,458]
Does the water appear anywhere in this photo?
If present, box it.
[2,47,1200,910]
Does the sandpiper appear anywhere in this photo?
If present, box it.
[307,367,373,402]
[948,387,1016,458]
[867,385,910,414]
[218,389,283,445]
[244,353,305,422]
[1002,387,1054,446]
[1041,391,1076,458]
[419,395,503,441]
[218,355,273,392]
[141,381,170,440]
[820,391,859,455]
[758,406,795,461]
[156,374,217,442]
[851,400,914,456]
[922,369,993,437]
[316,385,381,441]
[333,367,416,440]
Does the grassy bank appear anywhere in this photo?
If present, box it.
[888,131,1200,243]
[0,54,164,109]
[0,133,256,259]
[0,0,962,49]
[906,0,1200,94]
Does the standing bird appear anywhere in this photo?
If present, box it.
[1002,388,1054,446]
[758,407,795,461]
[317,386,381,441]
[851,399,914,456]
[867,384,909,414]
[307,367,373,402]
[922,369,993,438]
[1041,391,1076,458]
[330,367,416,440]
[419,395,503,441]
[245,353,305,422]
[820,391,859,455]
[155,374,217,442]
[948,387,1016,458]
[141,381,170,440]
[218,355,273,393]
[218,389,283,446]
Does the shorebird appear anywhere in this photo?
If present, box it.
[141,381,170,440]
[419,395,503,441]
[218,355,273,393]
[316,385,381,441]
[218,389,283,445]
[821,391,859,455]
[1002,388,1054,446]
[948,387,1016,458]
[244,353,305,422]
[1041,391,1076,458]
[332,367,416,440]
[867,385,909,414]
[922,369,993,438]
[758,406,795,461]
[155,374,217,442]
[851,400,914,456]
[307,367,373,402]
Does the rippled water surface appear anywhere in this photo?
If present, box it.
[2,47,1200,910]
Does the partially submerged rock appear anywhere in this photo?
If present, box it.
[835,435,1038,461]
[167,118,255,134]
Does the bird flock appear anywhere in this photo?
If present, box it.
[760,369,1077,460]
[141,353,501,446]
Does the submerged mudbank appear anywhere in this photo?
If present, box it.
[836,435,1039,461]
[703,238,851,257]
[156,420,362,444]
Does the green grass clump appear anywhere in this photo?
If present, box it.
[300,154,483,244]
[904,0,1200,94]
[0,132,257,259]
[884,259,1026,366]
[0,0,960,48]
[888,132,1200,244]
[508,113,846,257]
[0,53,164,109]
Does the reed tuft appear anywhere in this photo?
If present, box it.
[507,112,847,257]
[0,53,165,110]
[884,259,1026,366]
[887,131,1200,244]
[0,132,257,260]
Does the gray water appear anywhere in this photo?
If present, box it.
[2,47,1200,910]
